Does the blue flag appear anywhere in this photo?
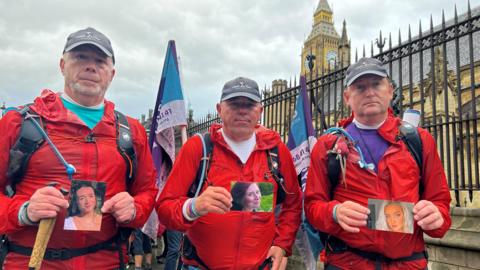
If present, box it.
[149,40,187,138]
[287,76,321,270]
[287,76,316,191]
[143,40,187,240]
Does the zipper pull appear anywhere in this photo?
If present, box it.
[85,133,95,143]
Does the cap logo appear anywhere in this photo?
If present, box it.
[235,80,253,90]
[76,31,101,41]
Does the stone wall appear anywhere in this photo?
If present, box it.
[426,207,480,270]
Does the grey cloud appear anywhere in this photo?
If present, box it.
[0,0,478,119]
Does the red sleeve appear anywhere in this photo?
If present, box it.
[304,136,342,236]
[418,129,451,237]
[0,111,30,234]
[272,143,302,256]
[155,135,203,232]
[122,119,158,228]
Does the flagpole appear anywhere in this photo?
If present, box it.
[176,49,189,146]
[180,125,188,145]
[143,40,188,241]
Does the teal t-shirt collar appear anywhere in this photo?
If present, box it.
[60,95,104,129]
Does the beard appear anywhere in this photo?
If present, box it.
[70,81,107,97]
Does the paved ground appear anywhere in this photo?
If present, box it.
[127,240,166,270]
[148,250,165,270]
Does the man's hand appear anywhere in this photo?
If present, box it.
[336,201,370,233]
[194,186,232,216]
[413,200,444,231]
[266,246,285,270]
[27,186,69,223]
[101,192,136,223]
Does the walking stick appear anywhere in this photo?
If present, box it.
[27,217,56,270]
[27,186,69,270]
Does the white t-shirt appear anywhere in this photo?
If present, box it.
[221,129,256,164]
[63,216,77,230]
[352,118,385,129]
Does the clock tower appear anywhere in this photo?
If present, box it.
[301,0,350,77]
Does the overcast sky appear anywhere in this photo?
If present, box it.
[0,0,478,120]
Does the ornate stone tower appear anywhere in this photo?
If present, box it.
[301,0,350,77]
[338,19,350,68]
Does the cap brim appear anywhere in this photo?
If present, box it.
[346,70,388,86]
[64,41,112,57]
[221,92,261,102]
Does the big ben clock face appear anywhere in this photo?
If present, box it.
[326,50,337,69]
[327,50,337,62]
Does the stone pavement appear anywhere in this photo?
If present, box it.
[127,238,166,270]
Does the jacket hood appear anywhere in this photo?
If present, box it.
[209,123,282,150]
[30,89,116,124]
[338,108,401,143]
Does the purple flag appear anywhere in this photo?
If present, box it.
[142,40,187,240]
[287,76,317,191]
[287,76,318,270]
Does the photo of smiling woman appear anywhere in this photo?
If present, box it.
[230,181,274,212]
[64,180,105,231]
[375,201,414,234]
[231,182,262,212]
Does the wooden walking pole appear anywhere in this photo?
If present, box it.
[27,217,56,270]
[27,186,68,270]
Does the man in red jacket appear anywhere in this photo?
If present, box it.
[0,27,158,269]
[305,57,451,269]
[157,77,302,270]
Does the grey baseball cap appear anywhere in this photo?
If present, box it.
[345,57,388,87]
[220,77,261,102]
[63,27,115,64]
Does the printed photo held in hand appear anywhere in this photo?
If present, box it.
[369,199,414,234]
[64,180,106,231]
[230,182,274,212]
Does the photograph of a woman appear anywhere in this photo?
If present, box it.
[231,182,261,212]
[230,181,274,212]
[374,200,414,234]
[64,180,105,231]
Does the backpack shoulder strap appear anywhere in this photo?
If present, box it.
[399,123,424,194]
[326,134,343,199]
[266,146,288,205]
[114,110,137,187]
[399,124,423,173]
[6,104,45,196]
[188,132,213,198]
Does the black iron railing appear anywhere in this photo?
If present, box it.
[188,6,480,207]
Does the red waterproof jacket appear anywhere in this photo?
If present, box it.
[305,112,451,270]
[0,90,158,270]
[156,123,302,270]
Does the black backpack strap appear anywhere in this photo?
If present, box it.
[114,110,137,187]
[325,235,427,269]
[181,235,210,270]
[266,146,289,205]
[399,123,423,174]
[0,235,7,266]
[326,135,343,199]
[319,133,350,247]
[183,133,213,269]
[5,230,127,261]
[398,123,424,194]
[187,132,213,198]
[5,104,45,197]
